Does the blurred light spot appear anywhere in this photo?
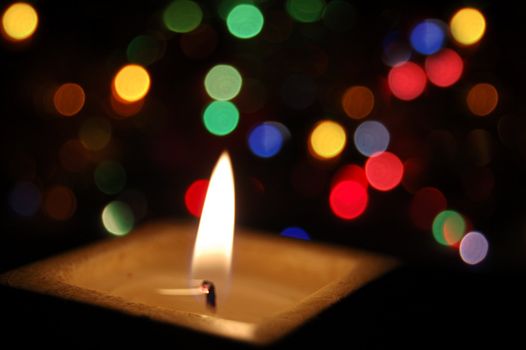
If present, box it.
[127,34,165,66]
[365,152,404,191]
[9,181,40,217]
[248,122,286,158]
[332,164,368,189]
[388,62,427,101]
[44,186,76,220]
[217,0,252,20]
[227,4,264,39]
[236,78,267,113]
[354,121,390,157]
[425,48,463,87]
[53,83,85,117]
[450,8,486,46]
[460,231,489,265]
[79,117,112,151]
[465,129,493,166]
[185,179,209,218]
[110,94,144,118]
[329,180,368,220]
[286,0,325,23]
[342,86,374,119]
[204,64,242,101]
[410,187,447,230]
[180,24,218,59]
[432,210,465,246]
[1,2,38,42]
[113,64,151,103]
[467,83,498,116]
[102,201,134,236]
[322,0,354,32]
[59,139,90,172]
[281,227,310,240]
[309,120,347,160]
[203,101,239,136]
[410,20,445,55]
[163,0,202,33]
[94,161,126,195]
[382,32,411,67]
[280,74,317,110]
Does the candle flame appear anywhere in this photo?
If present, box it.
[191,151,235,287]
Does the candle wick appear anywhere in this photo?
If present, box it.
[201,280,216,312]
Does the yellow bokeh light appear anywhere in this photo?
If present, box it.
[450,8,486,45]
[113,64,151,103]
[309,120,347,160]
[1,2,38,42]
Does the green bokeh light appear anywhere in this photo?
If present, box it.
[286,0,326,23]
[204,64,243,101]
[203,101,240,136]
[163,0,203,33]
[102,201,134,236]
[226,4,264,39]
[432,210,466,246]
[127,35,165,66]
[218,0,252,20]
[94,161,126,195]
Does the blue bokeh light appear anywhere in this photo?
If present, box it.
[410,20,445,55]
[354,121,390,157]
[281,226,311,240]
[9,181,41,217]
[248,122,286,158]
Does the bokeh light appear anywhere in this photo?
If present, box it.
[8,181,41,217]
[450,8,486,46]
[467,83,498,116]
[460,231,489,265]
[322,0,354,32]
[382,32,411,67]
[432,210,466,246]
[365,152,404,191]
[203,101,240,136]
[53,83,86,117]
[354,121,390,157]
[102,201,134,236]
[163,0,202,33]
[425,48,463,87]
[388,62,427,101]
[248,122,285,158]
[127,34,165,66]
[1,2,38,42]
[110,94,144,118]
[332,164,368,189]
[43,186,76,221]
[204,64,243,101]
[286,0,325,23]
[342,86,374,119]
[309,120,347,160]
[79,117,112,151]
[329,180,368,220]
[226,4,264,39]
[281,227,310,240]
[184,179,209,218]
[410,187,447,230]
[410,20,445,55]
[94,161,127,195]
[113,64,151,103]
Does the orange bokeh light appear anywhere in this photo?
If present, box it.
[53,83,85,117]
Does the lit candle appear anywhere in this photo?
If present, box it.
[0,151,396,345]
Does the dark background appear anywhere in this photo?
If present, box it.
[1,0,525,347]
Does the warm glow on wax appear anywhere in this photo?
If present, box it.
[191,152,235,285]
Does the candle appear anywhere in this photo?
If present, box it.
[0,152,397,345]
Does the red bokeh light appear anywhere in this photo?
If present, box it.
[329,180,368,220]
[365,152,404,191]
[388,61,427,101]
[184,179,209,217]
[331,164,368,189]
[410,187,447,230]
[425,48,464,87]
